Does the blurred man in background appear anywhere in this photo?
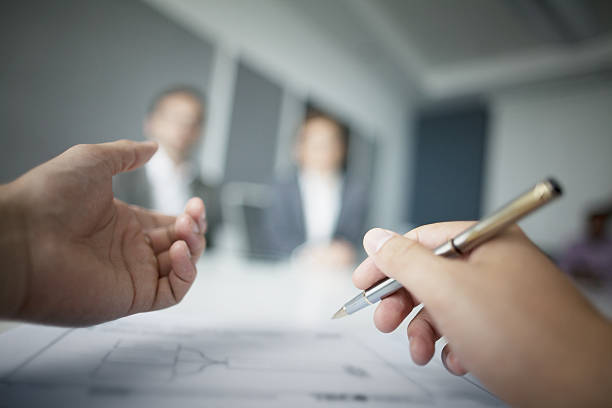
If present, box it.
[560,201,612,282]
[265,111,368,268]
[114,86,221,247]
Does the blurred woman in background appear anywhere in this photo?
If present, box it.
[265,111,368,268]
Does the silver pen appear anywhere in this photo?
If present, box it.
[332,178,563,319]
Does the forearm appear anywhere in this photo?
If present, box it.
[0,182,30,320]
[567,317,612,407]
[499,309,612,407]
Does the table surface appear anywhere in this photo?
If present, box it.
[0,251,392,333]
[0,252,612,335]
[2,250,611,334]
[2,250,611,408]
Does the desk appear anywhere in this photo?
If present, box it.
[0,251,504,407]
[158,251,383,330]
[0,251,379,333]
[4,251,611,332]
[2,251,611,407]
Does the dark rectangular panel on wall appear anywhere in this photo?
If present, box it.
[0,0,214,182]
[224,62,283,183]
[410,104,488,225]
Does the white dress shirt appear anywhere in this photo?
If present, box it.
[298,170,343,244]
[145,147,195,215]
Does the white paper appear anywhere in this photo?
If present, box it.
[0,315,503,407]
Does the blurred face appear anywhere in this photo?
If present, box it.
[296,117,346,174]
[588,215,606,239]
[145,93,204,162]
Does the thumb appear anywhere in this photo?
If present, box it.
[363,228,458,309]
[95,139,158,175]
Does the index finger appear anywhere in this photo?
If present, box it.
[404,221,476,249]
[352,221,475,290]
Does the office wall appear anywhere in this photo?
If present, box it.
[0,0,213,183]
[484,76,612,253]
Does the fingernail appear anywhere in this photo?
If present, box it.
[442,352,450,371]
[443,351,457,374]
[199,210,206,231]
[191,219,200,234]
[408,336,415,354]
[183,240,191,258]
[364,228,394,255]
[447,351,458,368]
[143,140,158,150]
[409,336,418,353]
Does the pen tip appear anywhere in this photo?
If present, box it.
[331,307,348,320]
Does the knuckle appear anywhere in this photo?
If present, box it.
[381,237,417,273]
[506,223,524,235]
[503,223,529,242]
[113,139,132,148]
[68,143,92,155]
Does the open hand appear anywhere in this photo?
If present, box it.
[1,140,206,326]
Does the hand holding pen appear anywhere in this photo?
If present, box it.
[334,179,562,319]
[343,180,612,406]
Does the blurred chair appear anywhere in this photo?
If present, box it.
[219,182,278,259]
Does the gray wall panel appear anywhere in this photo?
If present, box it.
[224,62,283,183]
[0,0,214,182]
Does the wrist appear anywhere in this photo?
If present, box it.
[586,317,612,405]
[0,182,30,320]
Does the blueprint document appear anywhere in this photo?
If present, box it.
[0,316,503,407]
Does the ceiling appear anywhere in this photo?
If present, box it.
[288,0,612,98]
[149,0,612,100]
[374,0,612,66]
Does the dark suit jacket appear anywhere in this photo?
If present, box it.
[264,172,369,257]
[113,167,222,248]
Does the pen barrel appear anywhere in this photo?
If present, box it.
[338,178,562,317]
[364,279,403,304]
[450,178,562,254]
[343,292,369,314]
